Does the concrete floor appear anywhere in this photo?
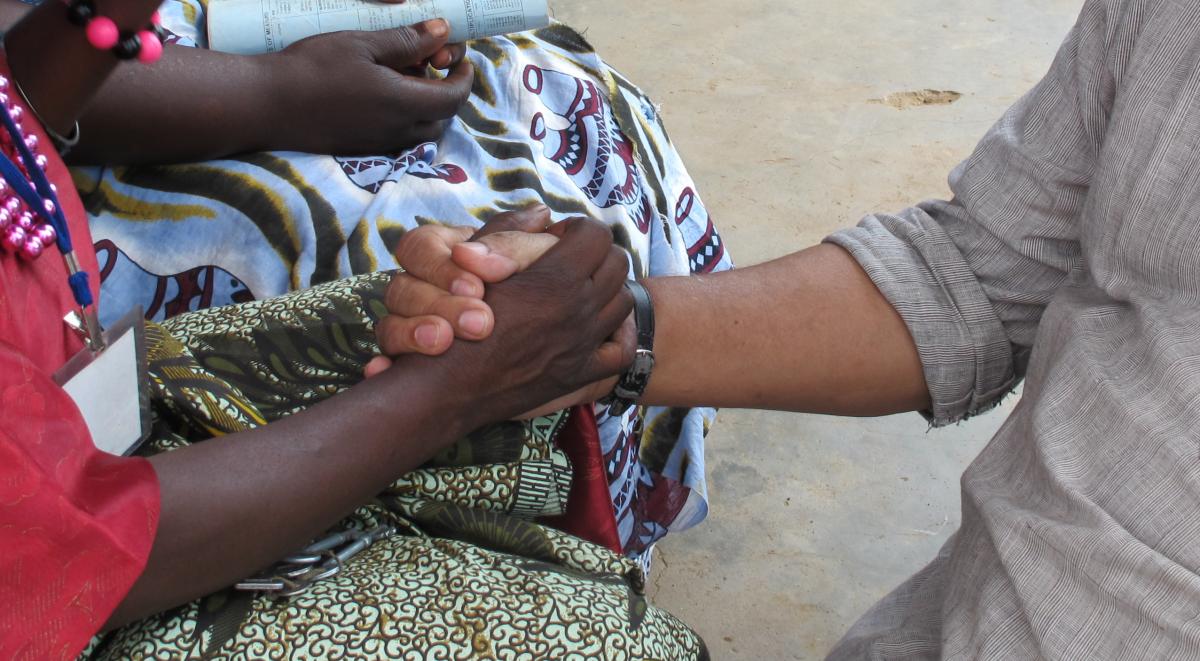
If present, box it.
[550,1,1084,658]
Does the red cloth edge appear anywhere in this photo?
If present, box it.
[540,405,623,554]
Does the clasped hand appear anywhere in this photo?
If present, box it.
[370,207,636,419]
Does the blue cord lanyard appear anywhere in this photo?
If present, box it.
[0,102,104,350]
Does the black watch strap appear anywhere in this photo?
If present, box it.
[604,280,655,416]
[628,279,655,352]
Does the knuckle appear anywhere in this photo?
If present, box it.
[430,297,463,321]
[388,26,421,55]
[392,229,422,262]
[394,228,442,268]
[384,274,404,309]
[482,210,520,232]
[524,277,561,302]
[428,260,463,290]
[575,217,613,246]
[384,273,415,311]
[608,244,629,268]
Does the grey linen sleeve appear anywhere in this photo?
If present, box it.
[826,0,1116,425]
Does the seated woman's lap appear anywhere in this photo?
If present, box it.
[91,535,706,659]
[83,273,706,658]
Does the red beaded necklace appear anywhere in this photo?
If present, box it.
[0,73,59,261]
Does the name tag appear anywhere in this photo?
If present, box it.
[53,308,152,456]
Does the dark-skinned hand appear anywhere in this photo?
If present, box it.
[391,217,636,424]
[269,19,473,155]
[378,0,467,69]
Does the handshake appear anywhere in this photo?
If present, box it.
[366,205,640,420]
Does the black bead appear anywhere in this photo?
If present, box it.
[66,0,95,27]
[112,33,141,60]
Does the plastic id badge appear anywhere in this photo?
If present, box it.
[54,307,152,456]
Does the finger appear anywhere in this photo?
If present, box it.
[591,246,632,299]
[593,286,636,344]
[471,204,552,240]
[395,120,449,146]
[528,217,614,278]
[452,232,560,282]
[384,275,495,339]
[394,58,474,120]
[363,20,451,71]
[392,226,484,298]
[607,313,637,355]
[446,43,467,67]
[586,313,638,382]
[431,43,466,69]
[430,49,452,70]
[363,355,394,378]
[584,337,638,385]
[376,314,455,356]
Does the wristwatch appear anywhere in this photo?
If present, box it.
[603,280,656,416]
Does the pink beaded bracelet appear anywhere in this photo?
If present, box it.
[66,0,164,64]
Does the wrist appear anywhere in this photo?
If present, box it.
[368,354,484,445]
[243,53,295,152]
[602,280,656,416]
[259,49,332,153]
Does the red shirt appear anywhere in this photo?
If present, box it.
[0,61,160,660]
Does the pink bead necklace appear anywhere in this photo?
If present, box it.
[0,68,101,348]
[0,74,58,261]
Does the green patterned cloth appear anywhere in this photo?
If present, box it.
[82,274,706,659]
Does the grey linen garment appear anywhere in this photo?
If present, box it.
[824,0,1200,658]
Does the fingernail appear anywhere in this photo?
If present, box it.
[414,324,442,348]
[427,19,449,38]
[459,310,488,336]
[459,242,490,256]
[450,278,478,297]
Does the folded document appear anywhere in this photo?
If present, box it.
[208,0,550,54]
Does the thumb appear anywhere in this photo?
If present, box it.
[470,204,553,240]
[451,232,559,283]
[363,19,451,71]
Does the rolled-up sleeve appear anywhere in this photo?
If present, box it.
[827,0,1116,425]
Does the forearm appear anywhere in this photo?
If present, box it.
[0,0,281,164]
[642,243,930,416]
[107,361,474,627]
[69,45,284,164]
